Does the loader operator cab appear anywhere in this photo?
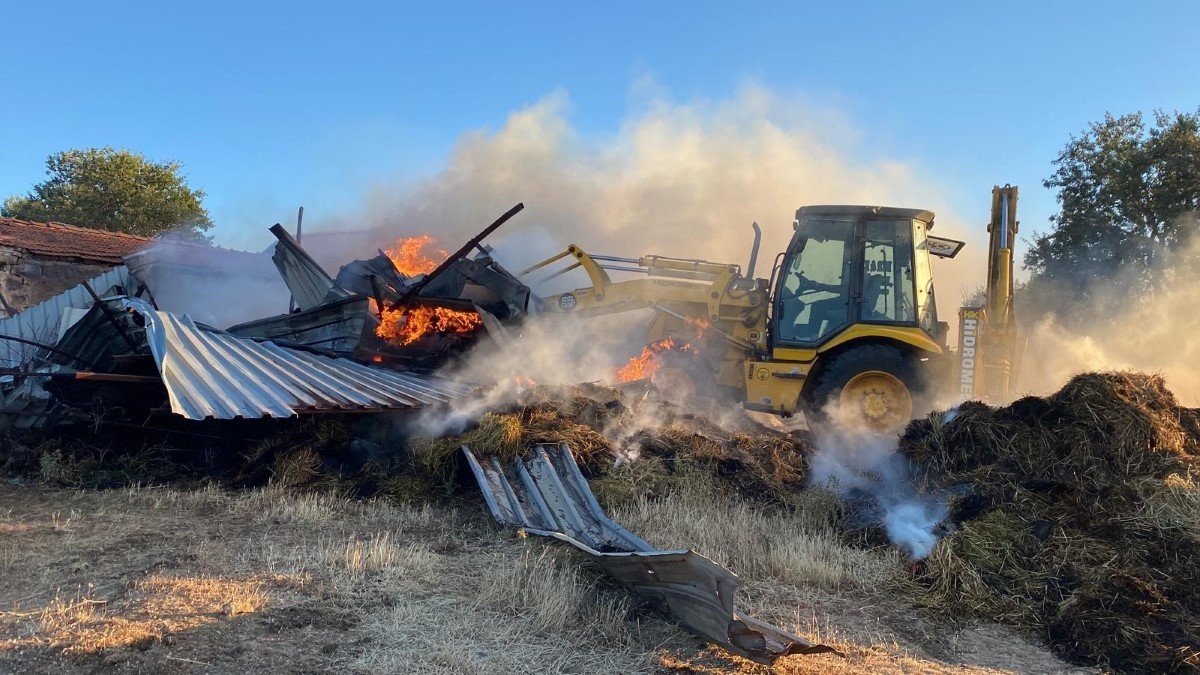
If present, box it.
[774,206,940,348]
[765,206,950,431]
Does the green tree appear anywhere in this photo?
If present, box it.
[1026,110,1200,305]
[2,147,213,239]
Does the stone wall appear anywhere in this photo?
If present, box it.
[0,245,114,315]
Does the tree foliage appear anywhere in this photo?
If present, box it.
[2,147,212,239]
[1026,111,1200,303]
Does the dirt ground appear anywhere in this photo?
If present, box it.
[0,483,1092,674]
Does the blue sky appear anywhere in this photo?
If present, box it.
[3,1,1198,253]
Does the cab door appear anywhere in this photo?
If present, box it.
[773,218,856,346]
[858,219,918,326]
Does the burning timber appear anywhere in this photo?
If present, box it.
[235,204,530,367]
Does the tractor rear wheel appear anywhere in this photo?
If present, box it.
[650,349,716,401]
[804,344,924,433]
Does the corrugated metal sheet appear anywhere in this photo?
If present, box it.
[462,443,837,665]
[50,297,147,372]
[0,266,134,368]
[226,296,372,355]
[269,226,350,311]
[55,297,470,420]
[138,300,467,419]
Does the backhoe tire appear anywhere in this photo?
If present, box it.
[803,344,926,433]
[651,349,717,401]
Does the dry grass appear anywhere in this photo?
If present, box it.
[616,475,902,593]
[316,532,404,578]
[354,542,659,674]
[476,548,634,643]
[0,481,1090,673]
[4,575,272,655]
[0,421,1092,674]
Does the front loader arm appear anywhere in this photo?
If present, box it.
[524,244,761,325]
[957,185,1021,400]
[542,277,714,318]
[521,244,771,389]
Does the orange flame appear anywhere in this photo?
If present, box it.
[386,234,449,277]
[377,305,483,345]
[615,338,692,383]
[685,317,711,338]
[375,234,480,345]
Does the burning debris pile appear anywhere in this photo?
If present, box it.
[405,383,811,506]
[251,204,528,370]
[614,338,692,383]
[372,234,487,346]
[0,205,529,429]
[901,372,1200,672]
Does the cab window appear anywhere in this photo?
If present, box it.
[777,219,853,344]
[860,219,916,324]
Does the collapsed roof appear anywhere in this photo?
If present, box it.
[0,205,530,427]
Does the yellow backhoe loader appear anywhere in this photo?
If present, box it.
[521,186,1021,431]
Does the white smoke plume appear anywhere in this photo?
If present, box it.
[807,404,947,559]
[411,311,652,437]
[1017,230,1200,404]
[313,85,985,307]
[129,239,291,329]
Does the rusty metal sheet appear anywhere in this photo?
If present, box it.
[462,443,837,665]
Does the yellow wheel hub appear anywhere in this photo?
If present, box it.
[840,370,913,431]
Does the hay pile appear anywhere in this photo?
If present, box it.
[901,372,1200,672]
[2,383,811,511]
[406,384,810,506]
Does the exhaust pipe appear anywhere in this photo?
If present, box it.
[746,222,762,278]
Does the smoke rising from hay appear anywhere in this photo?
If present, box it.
[411,312,652,437]
[807,404,948,559]
[315,85,983,305]
[353,84,977,437]
[1017,230,1200,404]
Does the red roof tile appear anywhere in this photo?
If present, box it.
[0,218,152,264]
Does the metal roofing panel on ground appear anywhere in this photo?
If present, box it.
[84,297,469,420]
[0,266,134,368]
[462,443,837,665]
